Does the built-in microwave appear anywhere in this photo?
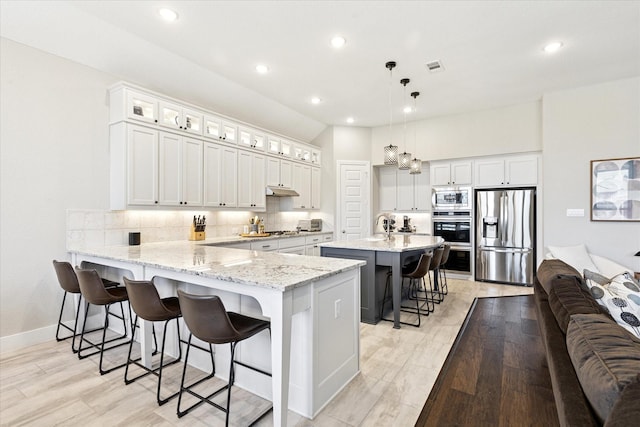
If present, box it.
[432,187,471,211]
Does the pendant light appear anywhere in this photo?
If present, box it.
[398,78,412,170]
[383,61,398,165]
[409,91,422,175]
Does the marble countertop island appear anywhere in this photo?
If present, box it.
[319,234,444,252]
[70,240,363,291]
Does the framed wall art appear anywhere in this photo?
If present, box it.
[590,157,640,221]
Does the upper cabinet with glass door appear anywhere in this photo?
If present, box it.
[158,101,203,135]
[204,114,237,144]
[268,135,292,158]
[125,90,159,124]
[238,126,266,152]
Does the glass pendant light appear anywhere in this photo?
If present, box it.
[409,91,422,175]
[398,78,411,170]
[383,61,398,165]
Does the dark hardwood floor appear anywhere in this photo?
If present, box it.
[415,295,559,427]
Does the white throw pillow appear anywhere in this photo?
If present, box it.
[584,273,640,338]
[548,244,599,274]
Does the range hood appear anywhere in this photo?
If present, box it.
[266,186,300,197]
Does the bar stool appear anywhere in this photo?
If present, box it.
[52,260,123,353]
[176,290,272,426]
[380,252,433,327]
[122,277,183,405]
[426,246,445,304]
[438,244,451,296]
[75,267,133,375]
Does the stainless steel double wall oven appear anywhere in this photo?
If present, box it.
[431,187,472,274]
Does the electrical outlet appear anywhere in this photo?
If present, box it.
[566,209,585,217]
[334,299,342,319]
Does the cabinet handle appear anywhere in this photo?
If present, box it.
[262,245,271,248]
[184,202,187,205]
[180,202,183,205]
[155,201,158,204]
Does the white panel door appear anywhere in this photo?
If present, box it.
[182,137,203,206]
[338,161,370,240]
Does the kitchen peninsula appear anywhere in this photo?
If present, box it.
[70,241,364,426]
[319,235,443,327]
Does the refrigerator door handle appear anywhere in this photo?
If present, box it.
[478,247,531,254]
[499,193,506,247]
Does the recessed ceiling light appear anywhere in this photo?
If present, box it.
[311,97,321,105]
[403,106,413,114]
[255,64,269,74]
[158,8,178,22]
[543,41,563,53]
[331,36,346,48]
[346,117,354,124]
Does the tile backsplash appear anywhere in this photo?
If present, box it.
[67,199,310,250]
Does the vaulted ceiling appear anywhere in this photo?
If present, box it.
[2,1,639,141]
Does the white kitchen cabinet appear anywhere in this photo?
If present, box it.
[310,167,321,209]
[311,148,321,166]
[278,236,306,254]
[158,133,203,206]
[475,155,538,187]
[379,166,398,211]
[431,161,473,186]
[292,163,312,209]
[203,143,237,208]
[126,124,159,206]
[305,233,333,256]
[251,240,278,252]
[238,127,266,152]
[293,143,312,162]
[238,151,266,210]
[125,90,158,124]
[379,166,429,212]
[396,166,430,211]
[266,157,293,188]
[204,114,237,144]
[158,100,202,135]
[268,136,292,158]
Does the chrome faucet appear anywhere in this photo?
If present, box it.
[376,213,395,240]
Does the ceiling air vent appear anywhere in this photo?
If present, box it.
[425,60,444,73]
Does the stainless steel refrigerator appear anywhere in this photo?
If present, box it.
[475,188,536,286]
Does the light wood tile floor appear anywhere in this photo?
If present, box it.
[0,278,532,426]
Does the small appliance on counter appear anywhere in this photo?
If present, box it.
[298,219,322,231]
[189,215,206,241]
[397,215,415,233]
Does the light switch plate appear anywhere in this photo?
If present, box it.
[566,208,585,217]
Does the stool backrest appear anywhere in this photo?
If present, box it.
[406,253,433,279]
[177,290,238,344]
[440,244,451,266]
[429,247,444,271]
[53,260,80,293]
[124,277,180,322]
[76,267,119,305]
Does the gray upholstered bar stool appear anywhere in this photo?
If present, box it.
[380,252,433,327]
[75,267,133,375]
[426,246,445,304]
[176,290,272,426]
[123,277,183,406]
[52,260,124,353]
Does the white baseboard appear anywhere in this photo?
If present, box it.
[0,314,107,356]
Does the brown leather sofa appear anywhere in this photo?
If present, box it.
[534,259,640,427]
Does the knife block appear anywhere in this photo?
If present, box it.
[189,224,206,241]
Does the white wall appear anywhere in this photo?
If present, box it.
[542,77,640,270]
[371,101,542,165]
[0,38,117,341]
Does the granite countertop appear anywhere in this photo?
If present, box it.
[70,239,363,292]
[319,235,444,253]
[201,231,333,246]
